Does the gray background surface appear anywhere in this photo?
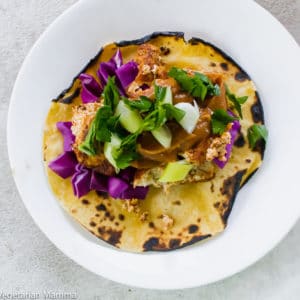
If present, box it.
[0,0,299,299]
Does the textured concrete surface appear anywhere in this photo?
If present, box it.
[0,0,299,299]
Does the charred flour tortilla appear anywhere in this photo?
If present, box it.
[43,32,265,252]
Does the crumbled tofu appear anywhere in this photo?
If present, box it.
[122,199,140,214]
[141,64,151,75]
[126,44,167,99]
[140,211,149,222]
[206,131,231,162]
[161,214,174,230]
[122,200,150,222]
[141,63,158,75]
[151,64,158,74]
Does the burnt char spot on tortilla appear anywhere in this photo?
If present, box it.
[82,199,90,205]
[253,91,265,121]
[98,227,104,235]
[251,97,265,123]
[210,62,216,67]
[181,235,211,249]
[118,214,125,221]
[172,200,181,205]
[253,139,266,159]
[105,211,110,218]
[169,239,181,249]
[96,191,109,199]
[190,39,199,46]
[90,221,96,227]
[107,231,122,246]
[214,201,222,208]
[235,71,250,82]
[240,168,258,189]
[234,133,245,148]
[143,237,160,251]
[54,88,80,104]
[221,170,245,198]
[188,225,199,234]
[143,233,213,252]
[220,62,229,71]
[160,46,170,55]
[97,227,122,246]
[116,31,184,47]
[96,204,106,211]
[149,222,155,228]
[220,169,247,224]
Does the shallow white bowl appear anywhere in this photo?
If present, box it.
[7,0,300,289]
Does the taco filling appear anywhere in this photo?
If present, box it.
[43,33,267,252]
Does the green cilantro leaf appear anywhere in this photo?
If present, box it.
[247,124,268,149]
[141,110,158,131]
[163,103,186,122]
[123,96,153,113]
[115,152,139,169]
[78,105,113,156]
[154,85,167,103]
[78,123,97,156]
[93,106,113,143]
[114,132,140,169]
[106,115,120,132]
[191,74,207,99]
[168,67,220,100]
[102,76,120,111]
[142,107,167,131]
[168,67,194,93]
[211,109,238,135]
[79,105,120,155]
[225,85,248,119]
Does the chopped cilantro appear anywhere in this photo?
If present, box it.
[123,96,153,113]
[211,109,238,135]
[225,85,248,119]
[247,124,268,149]
[114,132,140,169]
[168,67,220,100]
[142,108,165,131]
[102,76,120,111]
[78,122,97,156]
[154,85,167,103]
[163,103,186,122]
[94,106,114,143]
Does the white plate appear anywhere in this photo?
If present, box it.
[7,0,300,289]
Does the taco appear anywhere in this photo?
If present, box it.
[43,32,267,252]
